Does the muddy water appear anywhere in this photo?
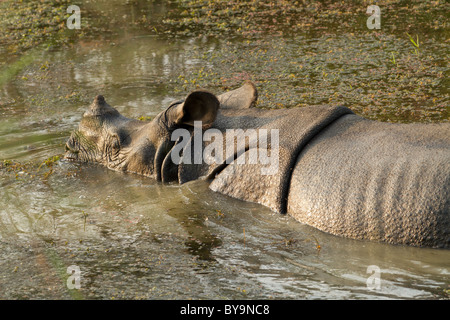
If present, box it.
[1,11,449,300]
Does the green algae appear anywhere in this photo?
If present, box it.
[0,0,448,124]
[0,0,77,63]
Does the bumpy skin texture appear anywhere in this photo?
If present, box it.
[287,115,450,248]
[65,82,450,248]
[182,105,354,214]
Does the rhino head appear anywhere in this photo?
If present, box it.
[64,91,220,180]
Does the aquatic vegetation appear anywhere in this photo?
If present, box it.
[1,0,448,123]
[137,116,153,121]
[1,154,63,181]
[158,0,448,40]
[39,155,60,170]
[171,35,448,122]
[1,159,32,180]
[406,33,420,56]
[155,1,448,122]
[390,52,398,68]
[0,0,74,61]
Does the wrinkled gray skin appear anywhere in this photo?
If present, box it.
[65,81,450,248]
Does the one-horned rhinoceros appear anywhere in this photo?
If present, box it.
[64,81,450,248]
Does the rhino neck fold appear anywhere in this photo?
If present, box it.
[179,105,354,214]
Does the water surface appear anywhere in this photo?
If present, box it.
[0,1,448,300]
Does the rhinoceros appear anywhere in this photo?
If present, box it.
[64,81,450,248]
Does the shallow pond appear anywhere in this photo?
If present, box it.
[0,1,448,300]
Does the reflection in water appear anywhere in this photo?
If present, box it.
[0,28,449,300]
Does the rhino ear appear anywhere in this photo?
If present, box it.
[174,90,220,128]
[217,81,258,109]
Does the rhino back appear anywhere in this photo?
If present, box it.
[287,114,450,248]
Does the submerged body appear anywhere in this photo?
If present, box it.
[65,82,450,248]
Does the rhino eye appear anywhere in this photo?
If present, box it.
[112,136,120,150]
